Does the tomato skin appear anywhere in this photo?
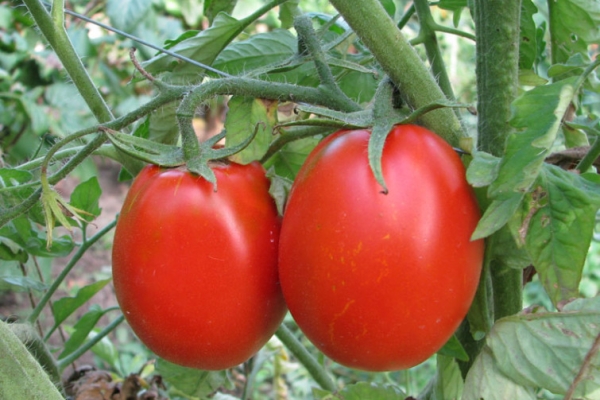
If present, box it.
[112,163,286,370]
[279,125,484,371]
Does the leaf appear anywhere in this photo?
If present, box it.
[144,13,247,82]
[0,216,74,258]
[0,276,47,292]
[264,135,322,180]
[519,0,538,70]
[489,77,577,200]
[463,347,537,400]
[106,0,152,31]
[418,355,464,400]
[211,30,297,76]
[314,382,406,400]
[266,168,292,216]
[485,298,600,397]
[58,306,106,360]
[279,0,300,29]
[52,279,111,328]
[69,177,102,220]
[378,0,395,18]
[106,130,185,167]
[0,320,64,400]
[471,194,524,240]
[156,358,231,398]
[466,151,500,188]
[225,96,277,164]
[548,0,600,63]
[547,53,590,81]
[437,335,469,362]
[511,164,600,306]
[204,0,238,25]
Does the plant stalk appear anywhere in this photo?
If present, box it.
[328,0,464,146]
[275,324,336,392]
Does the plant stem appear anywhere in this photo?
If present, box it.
[412,0,456,102]
[22,0,113,123]
[328,0,464,146]
[28,219,117,324]
[294,15,361,112]
[275,324,336,392]
[56,314,125,370]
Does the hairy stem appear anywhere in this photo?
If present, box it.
[28,219,117,324]
[56,314,125,370]
[275,324,336,392]
[22,0,113,123]
[328,0,464,146]
[412,0,456,102]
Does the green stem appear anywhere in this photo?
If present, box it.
[294,15,361,112]
[275,324,336,392]
[22,0,113,123]
[56,314,125,370]
[328,0,464,146]
[412,0,456,102]
[28,219,117,324]
[473,0,521,156]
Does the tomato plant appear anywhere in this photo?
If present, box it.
[279,125,484,371]
[111,163,286,370]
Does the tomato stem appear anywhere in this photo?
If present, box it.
[328,0,464,146]
[275,324,336,392]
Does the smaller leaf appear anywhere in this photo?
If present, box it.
[156,359,231,398]
[52,279,111,328]
[471,194,524,240]
[59,306,106,360]
[466,151,500,188]
[266,168,293,216]
[69,177,102,220]
[437,335,469,362]
[0,276,47,292]
[106,130,185,167]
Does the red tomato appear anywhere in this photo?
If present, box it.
[112,163,286,370]
[278,125,484,371]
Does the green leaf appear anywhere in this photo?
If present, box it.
[489,77,578,200]
[144,13,246,82]
[519,0,538,70]
[106,0,152,31]
[378,0,395,18]
[0,321,64,400]
[58,306,106,360]
[52,279,111,328]
[547,53,589,81]
[0,216,74,258]
[89,330,119,370]
[471,194,524,240]
[419,355,464,400]
[279,0,300,29]
[106,130,185,167]
[69,177,102,220]
[437,335,469,362]
[468,297,600,398]
[211,30,297,76]
[0,276,47,292]
[204,0,238,25]
[264,135,321,180]
[511,164,600,306]
[314,382,406,400]
[466,151,500,188]
[463,347,536,400]
[156,359,231,398]
[266,168,292,216]
[225,96,277,164]
[548,0,600,63]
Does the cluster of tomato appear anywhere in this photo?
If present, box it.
[111,124,484,372]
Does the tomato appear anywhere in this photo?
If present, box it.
[278,125,484,371]
[112,163,286,370]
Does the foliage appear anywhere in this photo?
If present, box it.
[0,0,600,399]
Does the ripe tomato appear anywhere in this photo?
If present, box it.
[279,125,484,371]
[112,163,286,370]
